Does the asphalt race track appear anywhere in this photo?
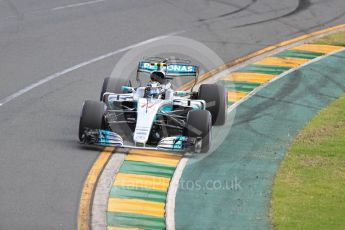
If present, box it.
[1,0,345,229]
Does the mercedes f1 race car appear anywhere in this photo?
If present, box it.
[79,57,227,153]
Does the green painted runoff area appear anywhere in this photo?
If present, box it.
[175,50,345,229]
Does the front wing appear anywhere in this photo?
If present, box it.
[80,129,201,152]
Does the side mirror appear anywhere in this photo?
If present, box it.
[174,91,188,97]
[121,86,134,93]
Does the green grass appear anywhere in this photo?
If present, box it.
[271,93,345,230]
[312,31,345,46]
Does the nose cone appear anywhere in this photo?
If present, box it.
[133,98,160,144]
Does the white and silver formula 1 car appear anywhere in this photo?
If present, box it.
[79,57,227,153]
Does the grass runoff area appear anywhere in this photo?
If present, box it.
[271,32,345,230]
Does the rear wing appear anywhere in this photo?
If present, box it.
[166,64,199,77]
[138,61,199,77]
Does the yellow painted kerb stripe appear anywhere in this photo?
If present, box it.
[114,173,170,191]
[108,198,165,217]
[126,150,181,167]
[228,91,248,102]
[291,44,344,53]
[129,149,182,158]
[126,154,180,167]
[108,227,142,230]
[78,147,114,230]
[254,56,309,68]
[222,72,275,84]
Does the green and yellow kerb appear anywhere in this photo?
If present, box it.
[221,44,344,106]
[107,149,182,230]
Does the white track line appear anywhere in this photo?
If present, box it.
[52,0,106,11]
[166,157,188,230]
[0,31,183,107]
[165,47,345,230]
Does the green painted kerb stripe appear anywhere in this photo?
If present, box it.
[238,65,290,75]
[110,186,167,203]
[275,50,325,60]
[107,212,165,230]
[120,160,175,178]
[220,81,261,92]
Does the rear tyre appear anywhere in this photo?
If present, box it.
[100,77,129,101]
[184,110,212,153]
[79,100,106,141]
[198,84,227,126]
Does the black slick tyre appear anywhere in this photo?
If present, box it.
[198,84,227,126]
[79,100,106,141]
[184,110,212,153]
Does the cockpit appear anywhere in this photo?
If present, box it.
[144,81,163,99]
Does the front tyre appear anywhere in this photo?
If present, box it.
[198,84,227,126]
[184,110,212,153]
[79,100,106,141]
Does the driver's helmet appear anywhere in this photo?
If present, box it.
[150,71,166,84]
[144,82,162,99]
